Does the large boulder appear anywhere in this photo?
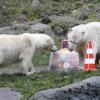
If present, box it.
[0,22,55,38]
[0,23,30,35]
[0,27,12,34]
[71,5,91,20]
[29,76,100,100]
[41,16,52,24]
[49,15,83,35]
[92,4,100,20]
[0,87,22,100]
[28,23,55,39]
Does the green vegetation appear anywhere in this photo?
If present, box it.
[0,0,39,27]
[0,70,100,100]
[0,0,99,27]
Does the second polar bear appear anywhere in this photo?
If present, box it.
[67,22,100,64]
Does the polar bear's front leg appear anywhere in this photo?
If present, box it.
[21,58,35,75]
[20,47,36,75]
[27,61,35,75]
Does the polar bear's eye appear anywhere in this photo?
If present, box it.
[70,40,78,44]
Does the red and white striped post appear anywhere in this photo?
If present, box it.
[84,40,96,71]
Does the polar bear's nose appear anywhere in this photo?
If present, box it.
[51,45,58,52]
[69,48,73,52]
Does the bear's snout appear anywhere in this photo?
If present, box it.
[51,45,58,52]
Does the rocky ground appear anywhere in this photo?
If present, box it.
[29,76,100,100]
[0,66,49,75]
[0,0,100,36]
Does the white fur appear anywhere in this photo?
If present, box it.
[67,22,100,63]
[0,33,57,75]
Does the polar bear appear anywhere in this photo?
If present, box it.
[0,33,57,75]
[67,22,100,64]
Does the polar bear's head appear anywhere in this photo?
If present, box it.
[67,24,88,50]
[31,33,57,52]
[46,37,58,52]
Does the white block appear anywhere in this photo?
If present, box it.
[85,59,95,64]
[87,49,94,54]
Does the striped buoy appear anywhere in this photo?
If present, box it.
[84,40,96,71]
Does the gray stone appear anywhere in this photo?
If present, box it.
[52,26,63,35]
[0,27,11,34]
[17,14,27,22]
[0,65,49,75]
[96,13,100,19]
[0,21,55,38]
[50,15,83,34]
[11,23,30,31]
[0,22,31,35]
[30,76,100,100]
[41,16,51,24]
[82,0,95,3]
[71,5,91,20]
[31,0,41,10]
[28,23,55,38]
[0,87,22,100]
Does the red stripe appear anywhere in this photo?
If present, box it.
[86,41,92,48]
[89,41,92,48]
[84,64,96,71]
[84,64,89,70]
[85,54,94,58]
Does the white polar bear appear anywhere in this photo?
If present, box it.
[67,22,100,64]
[0,33,57,75]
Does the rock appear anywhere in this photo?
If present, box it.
[53,0,60,2]
[96,13,100,19]
[71,5,91,20]
[50,15,82,35]
[93,4,100,12]
[26,23,48,33]
[41,16,51,24]
[0,87,22,100]
[30,76,100,100]
[0,23,30,35]
[52,26,63,35]
[82,0,95,3]
[0,27,11,34]
[17,14,27,22]
[93,4,100,19]
[11,23,30,31]
[28,23,55,39]
[31,0,41,10]
[0,65,49,75]
[0,21,55,39]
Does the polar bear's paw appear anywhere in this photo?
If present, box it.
[21,68,36,76]
[25,71,35,76]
